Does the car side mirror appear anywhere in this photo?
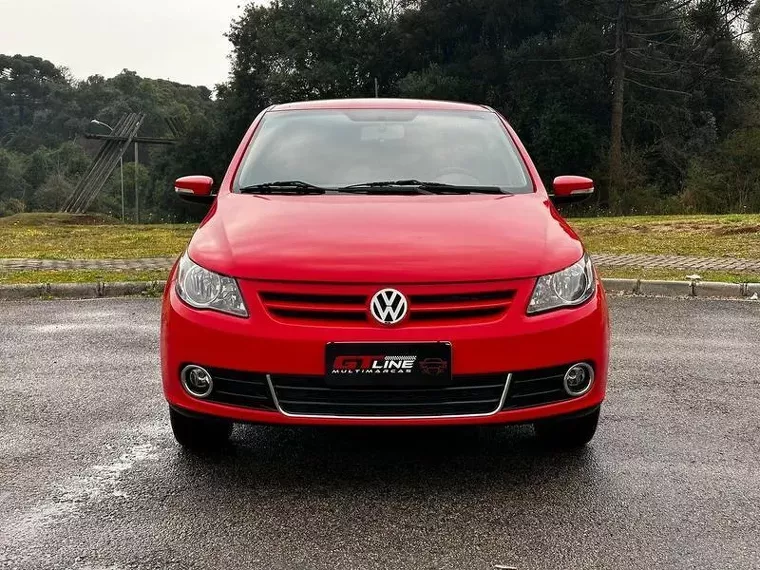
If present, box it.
[551,176,595,204]
[175,175,216,204]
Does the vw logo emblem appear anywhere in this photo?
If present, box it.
[370,289,408,325]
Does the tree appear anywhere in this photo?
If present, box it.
[223,0,401,127]
[600,0,756,206]
[1,56,217,220]
[0,55,65,127]
[4,0,760,219]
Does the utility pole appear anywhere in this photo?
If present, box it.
[89,119,125,221]
[119,156,124,222]
[69,113,173,216]
[134,141,139,224]
[607,0,627,209]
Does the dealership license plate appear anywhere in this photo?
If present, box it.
[325,342,452,386]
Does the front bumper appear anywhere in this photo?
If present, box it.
[161,272,610,426]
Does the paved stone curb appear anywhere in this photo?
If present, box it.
[640,280,694,297]
[3,253,760,273]
[1,279,759,301]
[0,281,167,300]
[0,257,176,271]
[592,253,760,272]
[603,278,760,299]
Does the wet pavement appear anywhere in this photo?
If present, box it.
[1,296,758,569]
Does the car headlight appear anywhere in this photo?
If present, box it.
[527,254,596,314]
[175,253,248,317]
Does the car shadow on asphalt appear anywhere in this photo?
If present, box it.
[169,424,602,494]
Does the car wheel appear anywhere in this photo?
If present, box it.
[169,408,233,450]
[534,408,600,448]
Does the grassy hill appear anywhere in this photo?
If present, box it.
[1,212,759,284]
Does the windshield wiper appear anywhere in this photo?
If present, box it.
[239,179,509,196]
[239,180,435,195]
[342,179,506,194]
[238,181,327,194]
[338,180,435,195]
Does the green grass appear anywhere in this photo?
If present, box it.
[0,269,168,285]
[570,214,760,258]
[0,212,122,226]
[2,212,759,261]
[4,266,757,286]
[597,267,760,284]
[0,213,195,259]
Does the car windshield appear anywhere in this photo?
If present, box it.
[234,109,533,193]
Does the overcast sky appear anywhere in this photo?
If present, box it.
[0,0,262,88]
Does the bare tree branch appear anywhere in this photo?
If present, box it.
[628,0,693,21]
[628,48,711,68]
[625,61,688,75]
[626,29,680,38]
[525,50,618,63]
[625,76,692,94]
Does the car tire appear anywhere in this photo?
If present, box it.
[534,408,600,448]
[169,408,233,450]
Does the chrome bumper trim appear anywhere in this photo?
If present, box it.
[266,373,512,420]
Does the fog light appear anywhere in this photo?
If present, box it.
[181,365,214,398]
[563,363,594,397]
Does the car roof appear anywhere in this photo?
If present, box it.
[269,98,492,112]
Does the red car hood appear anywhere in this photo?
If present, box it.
[188,193,583,283]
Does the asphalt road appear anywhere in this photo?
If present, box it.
[1,296,759,570]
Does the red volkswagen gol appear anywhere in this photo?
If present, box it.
[161,99,609,450]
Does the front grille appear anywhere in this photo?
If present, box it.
[259,292,368,322]
[188,363,588,416]
[202,367,276,410]
[269,374,508,417]
[406,290,514,322]
[501,364,576,409]
[259,284,516,326]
